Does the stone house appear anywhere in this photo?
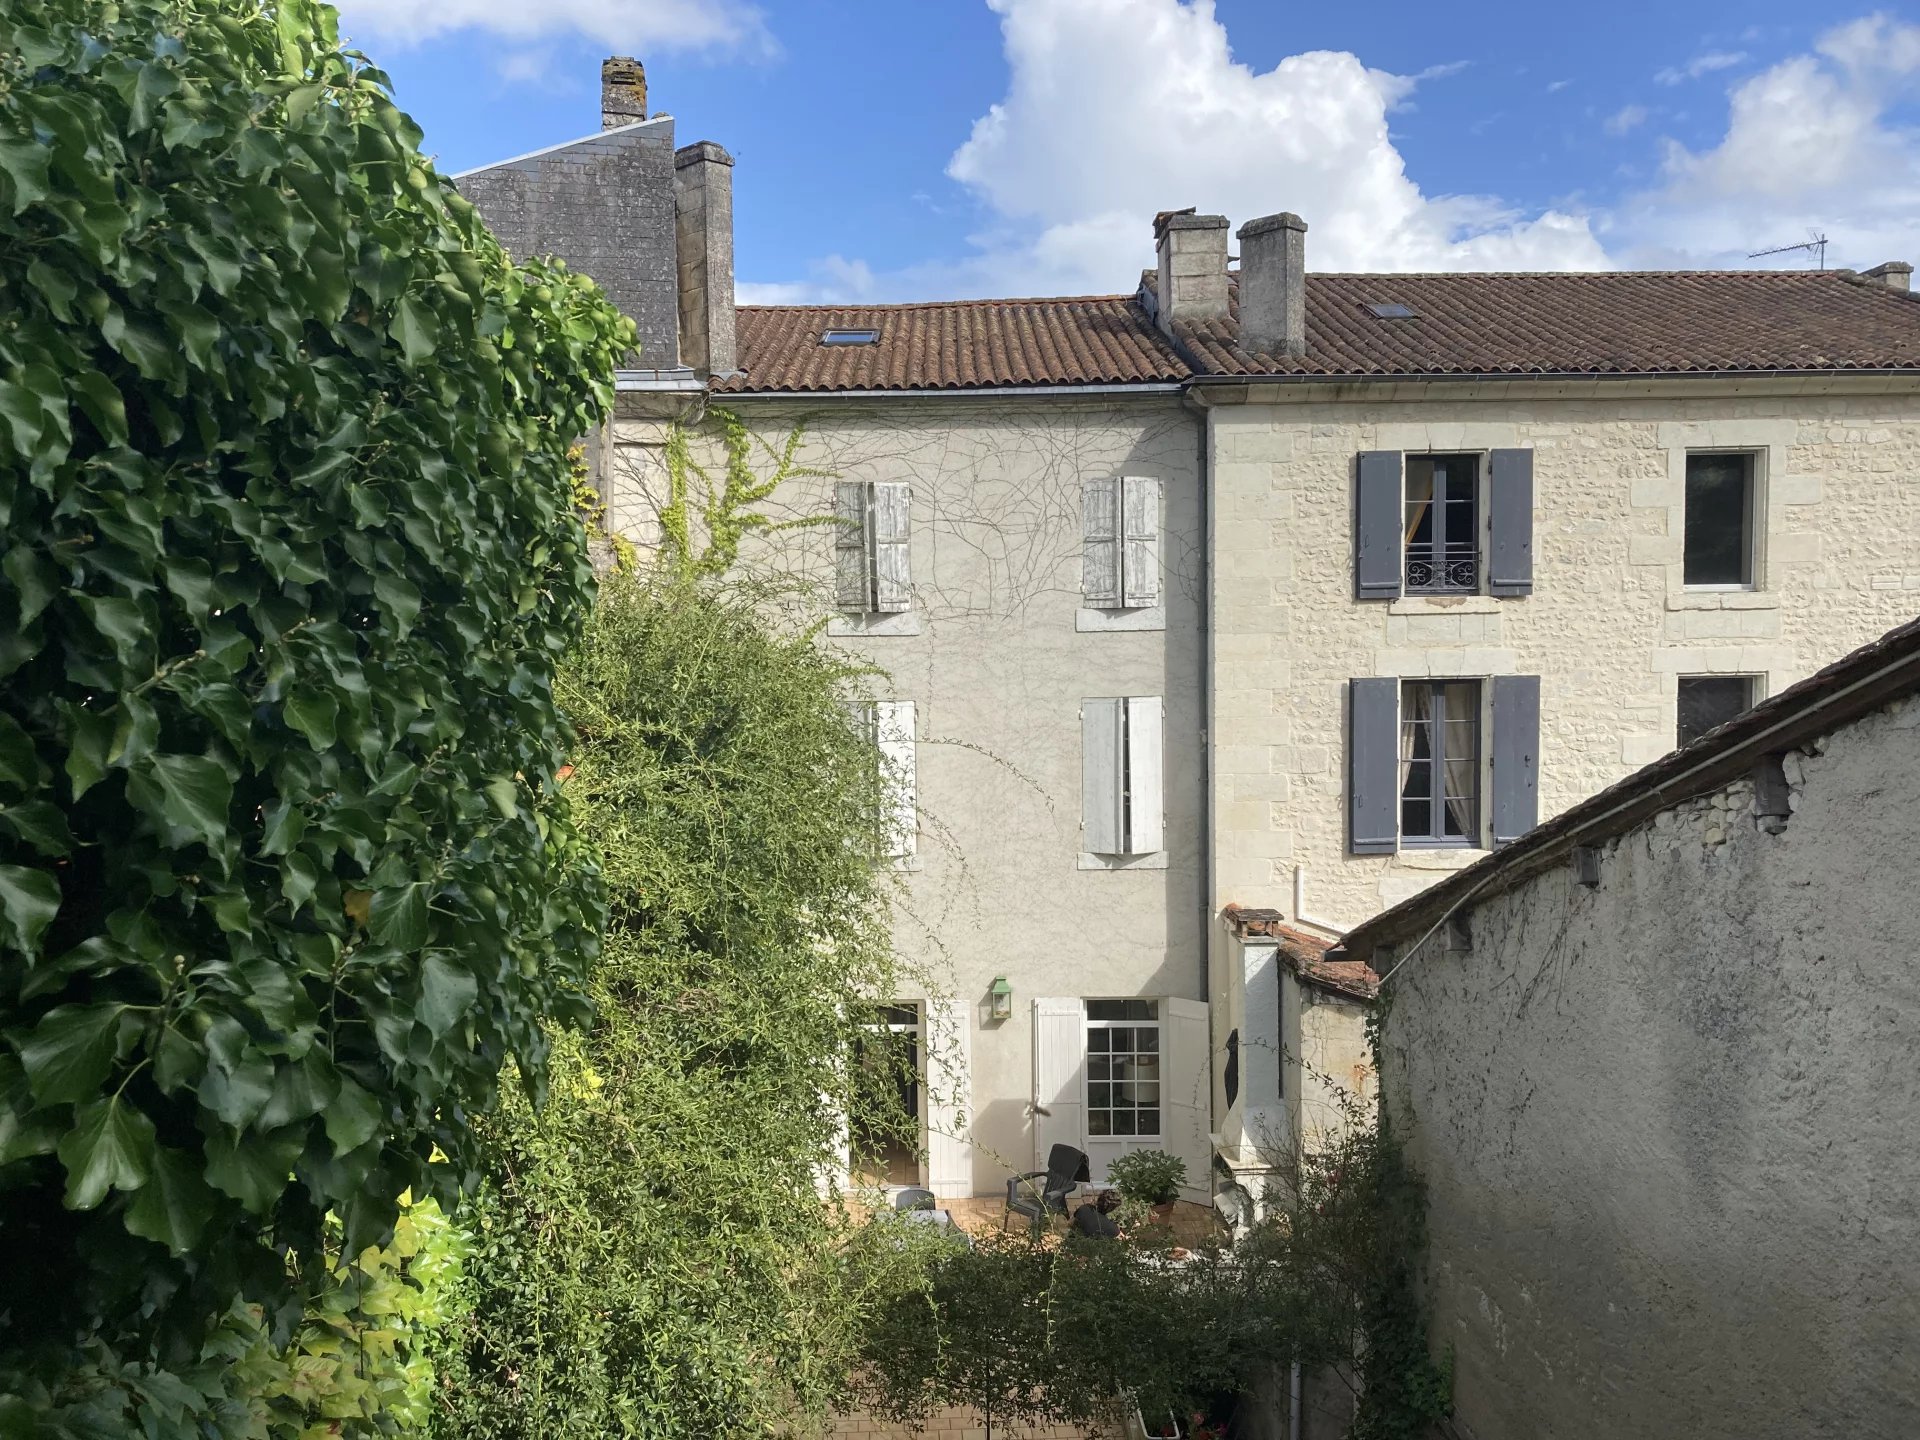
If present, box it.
[460,59,1920,1209]
[1336,613,1920,1440]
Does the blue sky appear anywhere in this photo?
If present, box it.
[335,0,1920,301]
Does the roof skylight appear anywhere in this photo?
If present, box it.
[1365,302,1419,320]
[822,327,880,346]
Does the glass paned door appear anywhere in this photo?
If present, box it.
[1083,999,1161,1183]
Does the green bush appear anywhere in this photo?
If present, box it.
[0,0,629,1414]
[1106,1149,1187,1207]
[429,571,914,1439]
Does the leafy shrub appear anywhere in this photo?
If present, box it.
[1106,1149,1187,1207]
[0,0,629,1406]
[429,571,913,1439]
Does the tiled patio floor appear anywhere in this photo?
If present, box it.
[940,1192,1224,1248]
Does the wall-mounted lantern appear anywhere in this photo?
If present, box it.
[989,976,1013,1022]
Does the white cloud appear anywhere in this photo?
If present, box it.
[1546,78,1573,93]
[1620,14,1920,267]
[1655,50,1749,86]
[1605,103,1649,135]
[334,0,772,55]
[750,0,1602,302]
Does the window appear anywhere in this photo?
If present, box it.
[1357,449,1532,601]
[1082,696,1164,856]
[822,327,879,345]
[1677,675,1758,747]
[1399,680,1481,845]
[851,1003,920,1187]
[1366,301,1419,319]
[1085,1000,1160,1139]
[1403,454,1480,594]
[1684,452,1756,587]
[1081,476,1161,609]
[857,700,917,859]
[834,481,911,614]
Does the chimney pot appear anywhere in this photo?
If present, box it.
[675,142,736,377]
[1862,260,1913,293]
[1237,211,1308,357]
[1152,208,1230,334]
[602,56,647,129]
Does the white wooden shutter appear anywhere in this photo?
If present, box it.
[1081,478,1121,607]
[1081,699,1124,854]
[923,995,972,1198]
[1123,695,1164,855]
[1032,997,1086,1172]
[876,700,916,858]
[871,482,911,613]
[1120,476,1161,608]
[1163,997,1211,1204]
[834,481,871,611]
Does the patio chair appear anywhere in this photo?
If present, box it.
[1003,1143,1089,1234]
[893,1187,937,1212]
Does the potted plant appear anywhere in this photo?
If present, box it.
[1106,1149,1187,1224]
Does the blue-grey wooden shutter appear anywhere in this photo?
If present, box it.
[1348,677,1399,854]
[1487,449,1534,597]
[1354,451,1403,601]
[1491,675,1541,847]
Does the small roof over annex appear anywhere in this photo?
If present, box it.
[1222,905,1379,1001]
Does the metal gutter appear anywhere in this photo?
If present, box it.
[614,368,704,394]
[1185,366,1920,391]
[1338,616,1920,970]
[715,382,1187,401]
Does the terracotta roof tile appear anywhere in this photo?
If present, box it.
[1222,906,1379,1000]
[1170,269,1920,378]
[716,296,1192,394]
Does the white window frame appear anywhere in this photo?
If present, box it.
[1681,448,1763,592]
[1084,999,1162,1144]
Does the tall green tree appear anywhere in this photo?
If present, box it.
[0,0,630,1421]
[431,571,915,1438]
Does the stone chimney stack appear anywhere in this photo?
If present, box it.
[674,142,736,377]
[1236,212,1308,357]
[1862,260,1913,293]
[1153,209,1230,335]
[601,56,647,129]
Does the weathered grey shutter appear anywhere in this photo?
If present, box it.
[834,482,871,611]
[1122,695,1163,854]
[1348,677,1399,854]
[1354,451,1403,601]
[1490,675,1541,847]
[1121,476,1161,608]
[1487,449,1534,597]
[1081,698,1124,854]
[871,482,911,613]
[1081,478,1120,607]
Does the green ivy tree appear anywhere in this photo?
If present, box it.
[0,0,630,1417]
[429,570,915,1438]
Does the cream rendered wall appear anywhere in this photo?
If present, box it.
[1205,381,1920,931]
[611,395,1207,1195]
[1376,689,1920,1439]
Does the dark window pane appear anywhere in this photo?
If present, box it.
[1684,454,1752,586]
[1088,1083,1111,1108]
[1109,1027,1132,1052]
[1087,1029,1110,1052]
[1137,1029,1158,1053]
[1116,1080,1137,1105]
[1088,1111,1111,1136]
[1112,1111,1137,1136]
[1677,676,1757,747]
[1403,798,1430,837]
[1087,1056,1110,1080]
[1138,1112,1160,1136]
[880,1004,919,1028]
[1086,1000,1126,1022]
[1111,1057,1134,1083]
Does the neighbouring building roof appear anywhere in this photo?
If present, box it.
[1336,610,1920,968]
[715,296,1193,393]
[1161,269,1920,379]
[721,270,1920,396]
[1223,905,1380,1000]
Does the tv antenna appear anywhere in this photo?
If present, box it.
[1748,230,1830,270]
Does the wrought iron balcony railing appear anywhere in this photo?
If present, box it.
[1405,545,1478,594]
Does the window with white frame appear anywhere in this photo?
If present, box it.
[1085,999,1160,1139]
[835,481,911,614]
[1081,696,1163,856]
[1081,476,1161,609]
[1683,452,1757,588]
[856,699,917,859]
[1677,674,1759,747]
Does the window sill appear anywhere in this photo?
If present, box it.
[887,855,923,873]
[1076,606,1166,633]
[1394,847,1487,870]
[1388,595,1501,615]
[1078,850,1170,871]
[1668,589,1776,611]
[830,611,923,637]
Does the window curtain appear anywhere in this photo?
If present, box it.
[1399,683,1429,800]
[1442,683,1477,836]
